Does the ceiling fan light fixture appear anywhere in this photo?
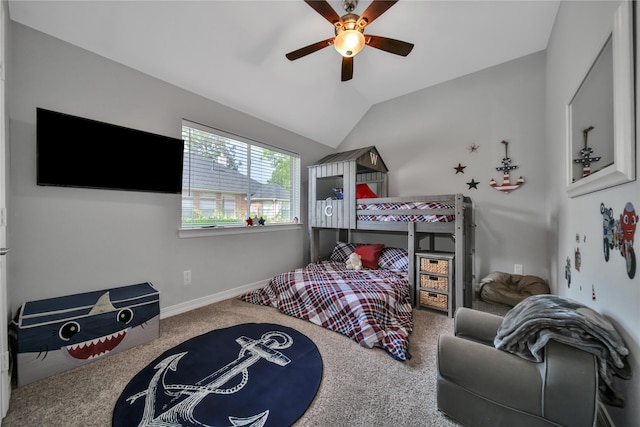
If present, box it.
[286,0,413,80]
[334,29,365,57]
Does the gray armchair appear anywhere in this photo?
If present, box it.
[437,307,598,427]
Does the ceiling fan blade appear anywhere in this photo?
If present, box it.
[286,38,335,61]
[341,56,353,81]
[304,0,342,25]
[365,35,414,56]
[359,0,398,26]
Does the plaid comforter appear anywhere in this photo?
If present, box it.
[357,201,455,223]
[239,261,413,360]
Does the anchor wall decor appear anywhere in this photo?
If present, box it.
[573,125,601,179]
[489,140,525,193]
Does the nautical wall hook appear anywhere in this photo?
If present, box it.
[573,125,601,178]
[489,140,525,193]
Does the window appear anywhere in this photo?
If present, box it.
[181,121,300,229]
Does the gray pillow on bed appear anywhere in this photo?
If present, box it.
[329,241,356,263]
[378,247,409,272]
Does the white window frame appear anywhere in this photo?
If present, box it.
[179,120,301,238]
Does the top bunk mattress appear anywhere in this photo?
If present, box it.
[357,200,455,223]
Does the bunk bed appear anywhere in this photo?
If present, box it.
[308,147,474,314]
[240,146,474,360]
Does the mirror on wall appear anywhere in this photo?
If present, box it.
[566,0,635,197]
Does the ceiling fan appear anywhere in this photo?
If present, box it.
[286,0,414,81]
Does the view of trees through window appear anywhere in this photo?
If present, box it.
[181,122,300,228]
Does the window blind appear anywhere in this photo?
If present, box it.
[181,121,300,228]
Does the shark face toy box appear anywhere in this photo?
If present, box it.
[9,282,159,387]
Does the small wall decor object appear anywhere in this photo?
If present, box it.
[454,163,466,174]
[619,202,637,278]
[574,247,581,271]
[600,203,617,262]
[565,257,571,287]
[573,126,601,178]
[600,201,637,278]
[467,143,479,153]
[489,140,525,193]
[258,217,266,226]
[592,284,597,300]
[246,217,254,226]
[467,179,479,190]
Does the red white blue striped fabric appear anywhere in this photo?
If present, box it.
[357,201,454,223]
[239,261,413,360]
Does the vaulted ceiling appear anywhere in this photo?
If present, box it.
[8,1,560,148]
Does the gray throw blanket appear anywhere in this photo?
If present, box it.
[494,294,631,407]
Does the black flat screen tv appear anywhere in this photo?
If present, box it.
[37,108,184,194]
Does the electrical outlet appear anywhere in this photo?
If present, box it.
[183,270,192,286]
[514,264,524,275]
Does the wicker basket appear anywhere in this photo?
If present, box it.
[420,291,448,309]
[420,258,449,275]
[420,275,449,292]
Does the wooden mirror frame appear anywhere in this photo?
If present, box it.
[566,1,635,197]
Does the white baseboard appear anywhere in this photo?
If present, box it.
[159,279,270,319]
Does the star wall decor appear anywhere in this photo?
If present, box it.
[454,163,466,174]
[467,143,479,153]
[467,179,479,189]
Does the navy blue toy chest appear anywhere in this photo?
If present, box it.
[9,282,160,386]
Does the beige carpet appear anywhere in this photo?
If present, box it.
[2,297,460,427]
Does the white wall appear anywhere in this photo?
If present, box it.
[338,51,548,286]
[7,22,333,314]
[546,1,638,425]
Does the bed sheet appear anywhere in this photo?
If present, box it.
[357,201,454,223]
[239,261,413,360]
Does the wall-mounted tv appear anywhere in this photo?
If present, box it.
[37,108,184,194]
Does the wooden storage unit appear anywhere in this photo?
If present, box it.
[416,252,454,316]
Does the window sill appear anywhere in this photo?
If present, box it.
[178,223,303,239]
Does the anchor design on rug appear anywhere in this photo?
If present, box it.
[126,330,293,427]
[489,140,524,193]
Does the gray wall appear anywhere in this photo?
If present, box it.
[338,51,548,286]
[546,1,638,425]
[7,22,333,314]
[7,3,640,425]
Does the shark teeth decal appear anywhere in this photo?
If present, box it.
[66,329,128,360]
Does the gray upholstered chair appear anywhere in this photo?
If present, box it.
[437,307,598,427]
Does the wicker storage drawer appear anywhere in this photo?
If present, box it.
[420,275,449,292]
[420,258,449,275]
[415,252,454,316]
[420,291,448,310]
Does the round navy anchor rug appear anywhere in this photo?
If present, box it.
[112,323,323,427]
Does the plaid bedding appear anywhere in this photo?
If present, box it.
[239,261,413,360]
[357,201,454,223]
